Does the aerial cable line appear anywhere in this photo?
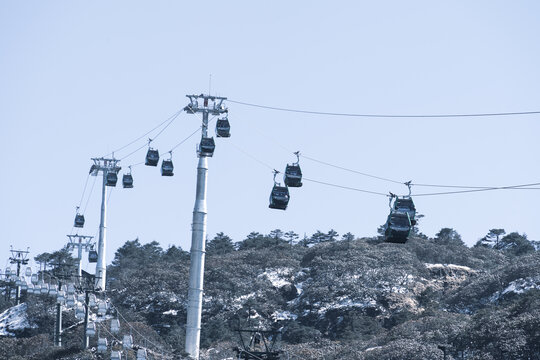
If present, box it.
[103,108,183,159]
[228,141,276,171]
[83,176,98,215]
[412,181,540,197]
[228,99,540,118]
[239,113,537,191]
[303,178,389,197]
[301,154,405,185]
[119,110,183,162]
[77,174,91,209]
[107,296,173,355]
[123,116,218,168]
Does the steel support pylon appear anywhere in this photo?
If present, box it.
[96,174,107,290]
[184,94,227,359]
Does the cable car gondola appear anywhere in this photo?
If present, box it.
[88,250,98,263]
[384,210,412,244]
[106,171,118,187]
[145,147,160,166]
[269,171,290,210]
[199,137,216,157]
[122,172,133,189]
[393,197,416,225]
[161,159,174,176]
[74,206,85,228]
[216,117,231,137]
[284,151,303,187]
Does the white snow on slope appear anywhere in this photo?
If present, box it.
[425,263,474,272]
[0,303,37,337]
[490,276,540,302]
[258,268,293,288]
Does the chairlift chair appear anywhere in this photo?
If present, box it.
[67,284,75,295]
[88,250,98,263]
[123,334,133,349]
[27,284,35,294]
[49,285,58,296]
[89,294,96,307]
[75,305,86,319]
[384,210,412,244]
[57,290,66,303]
[111,351,122,360]
[74,213,85,228]
[161,159,174,176]
[66,295,76,307]
[25,267,32,277]
[31,274,38,285]
[98,302,107,316]
[145,148,160,166]
[122,173,134,188]
[97,338,108,353]
[199,137,216,157]
[216,118,231,137]
[111,318,120,334]
[269,185,290,210]
[40,283,49,294]
[106,171,118,187]
[137,348,148,360]
[86,322,96,337]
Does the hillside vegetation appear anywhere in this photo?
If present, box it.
[1,228,539,359]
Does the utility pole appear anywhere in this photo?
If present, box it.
[9,247,30,305]
[89,158,121,290]
[184,94,227,359]
[66,235,95,277]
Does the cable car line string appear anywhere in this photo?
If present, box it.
[107,296,173,355]
[238,114,524,190]
[103,108,183,159]
[229,138,540,197]
[412,182,540,197]
[228,99,540,118]
[303,178,389,197]
[301,154,404,185]
[119,110,183,162]
[124,115,218,169]
[77,174,91,209]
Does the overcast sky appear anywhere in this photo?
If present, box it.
[1,1,539,273]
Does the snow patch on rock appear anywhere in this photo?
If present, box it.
[490,276,540,302]
[272,310,298,321]
[258,268,293,289]
[0,303,37,337]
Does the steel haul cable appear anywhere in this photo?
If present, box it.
[228,99,540,118]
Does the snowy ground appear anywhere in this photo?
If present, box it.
[0,303,37,337]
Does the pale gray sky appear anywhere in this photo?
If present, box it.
[1,1,539,272]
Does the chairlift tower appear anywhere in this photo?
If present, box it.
[66,235,95,277]
[9,246,30,305]
[184,93,228,359]
[89,157,121,290]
